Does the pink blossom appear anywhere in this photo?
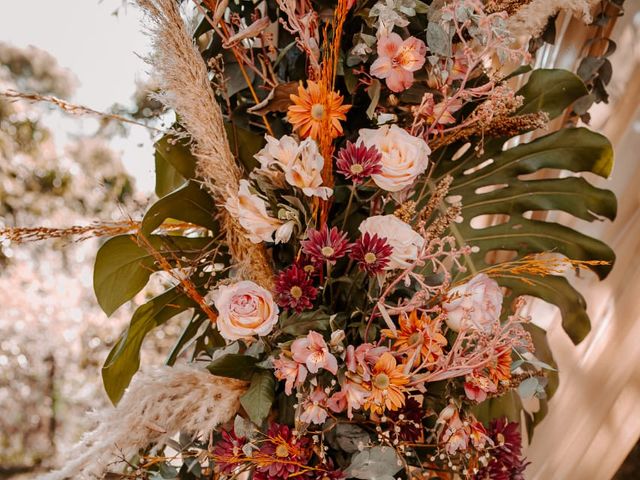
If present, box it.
[370,32,426,92]
[463,372,497,403]
[328,381,371,419]
[273,355,307,395]
[299,388,329,425]
[291,331,338,375]
[345,343,388,381]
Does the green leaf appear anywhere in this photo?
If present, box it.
[345,446,403,480]
[240,369,275,425]
[224,122,265,173]
[166,313,207,366]
[428,127,615,343]
[94,235,211,316]
[516,69,589,119]
[280,310,332,335]
[207,354,259,381]
[142,180,218,235]
[102,286,196,404]
[154,135,197,197]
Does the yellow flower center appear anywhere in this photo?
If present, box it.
[408,332,422,346]
[303,265,315,274]
[350,164,364,174]
[364,252,377,264]
[321,246,335,257]
[275,444,289,458]
[311,103,326,120]
[290,286,303,299]
[373,372,390,390]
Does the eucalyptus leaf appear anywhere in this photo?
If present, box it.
[345,446,403,480]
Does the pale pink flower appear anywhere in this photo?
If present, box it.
[291,331,338,374]
[328,381,371,419]
[299,388,329,425]
[463,372,497,403]
[212,280,279,341]
[443,273,503,332]
[437,406,469,455]
[370,32,426,92]
[345,343,388,381]
[273,355,308,395]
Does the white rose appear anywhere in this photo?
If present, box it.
[358,124,430,192]
[225,180,290,244]
[213,280,279,341]
[358,215,424,269]
[443,274,503,332]
[283,138,332,199]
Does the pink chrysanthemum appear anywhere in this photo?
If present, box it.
[212,429,246,475]
[301,225,351,264]
[350,233,393,274]
[474,419,529,480]
[274,265,318,313]
[253,423,311,480]
[336,141,382,184]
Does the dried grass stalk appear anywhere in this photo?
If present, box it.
[39,365,247,480]
[506,0,598,38]
[137,0,273,288]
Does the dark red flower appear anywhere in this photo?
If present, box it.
[211,429,246,475]
[274,265,318,313]
[254,423,312,480]
[336,141,382,184]
[318,459,347,479]
[301,225,351,265]
[350,233,393,274]
[386,397,424,442]
[474,419,529,480]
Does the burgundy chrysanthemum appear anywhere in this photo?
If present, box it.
[386,397,424,442]
[318,459,347,479]
[350,233,393,274]
[301,225,351,264]
[211,429,246,475]
[254,423,312,480]
[474,419,529,480]
[336,141,383,183]
[274,265,318,313]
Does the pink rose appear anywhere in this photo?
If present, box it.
[370,32,426,92]
[291,331,338,375]
[213,280,279,341]
[443,274,503,332]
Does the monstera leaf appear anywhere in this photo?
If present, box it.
[424,69,616,345]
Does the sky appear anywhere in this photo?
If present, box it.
[0,0,156,192]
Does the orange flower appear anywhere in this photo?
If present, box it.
[287,81,350,141]
[488,347,512,384]
[364,352,409,415]
[382,310,447,367]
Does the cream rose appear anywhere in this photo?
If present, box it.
[358,215,424,269]
[213,280,279,341]
[225,180,291,244]
[358,124,430,192]
[443,274,503,332]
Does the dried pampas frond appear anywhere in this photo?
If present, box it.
[506,0,599,38]
[39,365,247,480]
[137,0,274,289]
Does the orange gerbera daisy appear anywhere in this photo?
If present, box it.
[364,352,409,415]
[381,310,448,367]
[287,81,350,141]
[487,347,512,384]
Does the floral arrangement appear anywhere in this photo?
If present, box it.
[31,0,618,479]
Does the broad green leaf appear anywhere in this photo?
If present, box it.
[516,68,588,119]
[142,180,218,235]
[427,127,615,343]
[94,235,211,316]
[166,313,207,366]
[154,135,197,197]
[240,369,275,425]
[102,286,196,404]
[280,310,332,335]
[207,354,259,381]
[224,122,265,173]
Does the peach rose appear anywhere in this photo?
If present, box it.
[358,215,424,269]
[213,280,279,341]
[225,180,291,244]
[443,274,503,332]
[358,124,430,192]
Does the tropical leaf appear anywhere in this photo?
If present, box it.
[141,180,218,235]
[102,285,197,404]
[422,69,616,345]
[154,135,197,197]
[93,234,211,316]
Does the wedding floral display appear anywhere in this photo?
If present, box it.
[31,0,619,478]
